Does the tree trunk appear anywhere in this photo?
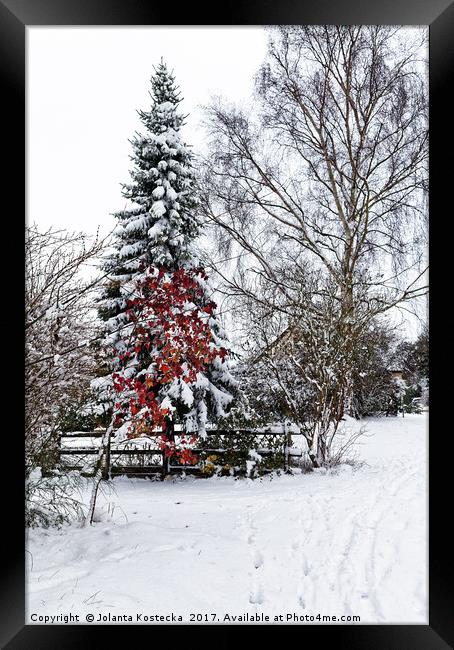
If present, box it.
[84,412,116,526]
[283,421,292,473]
[308,424,328,468]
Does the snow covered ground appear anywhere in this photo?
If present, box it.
[26,413,427,624]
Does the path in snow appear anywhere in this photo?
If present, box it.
[26,414,427,623]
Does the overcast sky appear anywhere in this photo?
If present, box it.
[27,27,426,339]
[27,27,268,237]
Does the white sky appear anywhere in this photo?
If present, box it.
[27,27,268,237]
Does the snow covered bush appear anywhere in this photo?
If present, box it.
[225,272,356,468]
[350,322,402,417]
[25,225,106,525]
[26,469,86,528]
[198,429,286,477]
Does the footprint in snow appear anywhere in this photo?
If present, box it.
[249,585,264,605]
[254,550,263,569]
[297,588,306,609]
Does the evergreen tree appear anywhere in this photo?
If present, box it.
[96,61,235,437]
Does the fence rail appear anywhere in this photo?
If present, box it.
[59,427,305,479]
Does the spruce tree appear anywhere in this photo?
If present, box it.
[96,61,235,439]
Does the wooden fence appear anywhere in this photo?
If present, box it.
[59,427,305,479]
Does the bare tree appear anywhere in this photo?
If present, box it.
[199,26,428,466]
[25,225,107,525]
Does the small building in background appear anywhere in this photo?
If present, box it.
[388,368,404,381]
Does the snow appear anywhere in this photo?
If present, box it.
[27,414,427,624]
[118,241,144,259]
[151,201,166,218]
[147,219,166,240]
[152,186,165,199]
[124,214,149,233]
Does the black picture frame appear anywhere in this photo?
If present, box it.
[2,1,452,647]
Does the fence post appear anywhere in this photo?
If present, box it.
[283,421,289,472]
[162,419,175,480]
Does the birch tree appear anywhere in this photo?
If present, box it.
[200,26,428,466]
